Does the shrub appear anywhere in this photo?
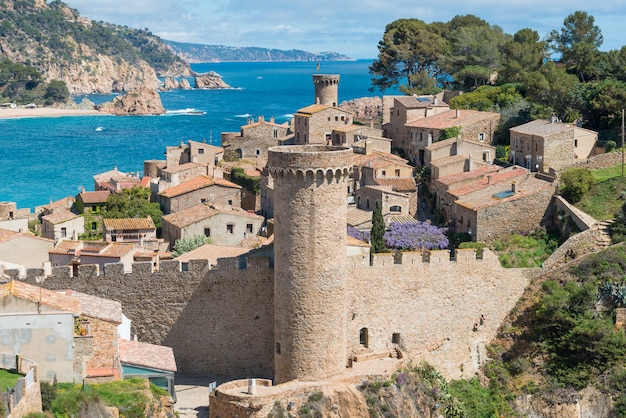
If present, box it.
[560,167,595,203]
[605,140,617,152]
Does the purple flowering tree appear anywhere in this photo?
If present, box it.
[384,222,448,250]
[347,225,370,243]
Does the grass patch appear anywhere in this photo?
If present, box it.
[0,369,21,391]
[576,175,626,220]
[491,229,558,268]
[591,164,626,183]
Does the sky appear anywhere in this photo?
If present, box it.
[59,0,626,59]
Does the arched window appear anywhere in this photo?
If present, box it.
[360,328,369,347]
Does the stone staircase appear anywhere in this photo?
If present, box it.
[592,220,613,248]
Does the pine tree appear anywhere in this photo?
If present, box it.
[371,201,386,253]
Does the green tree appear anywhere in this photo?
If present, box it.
[44,79,69,105]
[521,61,581,121]
[560,167,595,203]
[104,186,162,229]
[499,28,547,83]
[171,234,212,257]
[549,11,603,82]
[369,18,449,92]
[370,201,386,253]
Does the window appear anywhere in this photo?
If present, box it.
[198,148,205,154]
[61,227,67,237]
[382,170,386,176]
[227,224,234,234]
[276,342,281,354]
[390,205,402,213]
[201,198,207,203]
[574,139,578,147]
[360,328,369,347]
[410,132,413,140]
[247,223,253,233]
[256,150,260,156]
[395,169,400,176]
[366,198,370,209]
[204,228,211,237]
[91,222,97,231]
[273,128,278,139]
[478,133,484,142]
[341,116,345,121]
[228,200,233,205]
[392,333,402,345]
[335,116,339,121]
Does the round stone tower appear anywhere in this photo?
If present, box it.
[313,74,340,107]
[268,145,353,384]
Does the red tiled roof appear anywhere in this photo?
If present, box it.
[48,241,135,258]
[59,289,122,324]
[159,175,240,198]
[353,150,409,168]
[425,137,457,151]
[118,339,177,372]
[42,196,75,210]
[103,217,155,231]
[347,235,370,247]
[0,281,80,314]
[162,204,262,228]
[375,177,417,192]
[42,209,81,224]
[296,104,331,115]
[0,228,20,243]
[161,162,202,174]
[175,244,252,262]
[79,190,110,204]
[406,109,499,129]
[436,166,500,187]
[456,174,554,210]
[449,168,528,197]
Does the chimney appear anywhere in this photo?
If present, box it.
[456,109,460,118]
[433,97,438,105]
[511,181,517,193]
[487,174,493,184]
[468,154,474,171]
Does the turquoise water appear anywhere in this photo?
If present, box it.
[0,60,398,210]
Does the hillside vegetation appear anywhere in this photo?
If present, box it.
[0,0,190,96]
[165,40,352,63]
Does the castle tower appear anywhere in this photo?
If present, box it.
[313,74,340,107]
[268,145,353,384]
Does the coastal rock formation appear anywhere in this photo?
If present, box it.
[178,78,192,90]
[100,86,165,115]
[194,72,230,89]
[162,77,178,91]
[339,97,383,121]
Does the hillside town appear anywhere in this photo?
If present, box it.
[2,69,623,417]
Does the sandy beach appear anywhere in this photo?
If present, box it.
[0,107,105,119]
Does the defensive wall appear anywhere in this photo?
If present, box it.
[10,246,531,380]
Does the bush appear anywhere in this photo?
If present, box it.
[605,140,617,152]
[560,167,595,203]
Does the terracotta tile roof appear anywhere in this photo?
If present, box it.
[353,150,409,167]
[93,167,136,183]
[347,207,375,228]
[59,289,122,324]
[430,154,467,167]
[0,228,20,243]
[386,214,419,225]
[456,174,554,210]
[332,124,361,133]
[0,281,80,314]
[79,190,110,204]
[42,209,81,224]
[118,339,177,372]
[161,162,202,174]
[509,119,574,136]
[449,168,528,197]
[175,244,252,262]
[162,204,262,229]
[347,235,370,247]
[296,104,331,115]
[375,177,417,192]
[436,166,500,187]
[42,196,75,210]
[48,241,135,258]
[394,95,445,109]
[425,137,457,151]
[406,109,499,129]
[159,175,240,198]
[103,217,155,231]
[140,177,150,188]
[359,185,408,198]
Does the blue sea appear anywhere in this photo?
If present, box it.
[0,60,399,211]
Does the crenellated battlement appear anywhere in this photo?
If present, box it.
[353,248,498,268]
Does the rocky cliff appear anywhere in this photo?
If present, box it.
[0,0,191,94]
[99,86,165,115]
[194,72,231,89]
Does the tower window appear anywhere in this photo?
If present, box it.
[275,342,281,354]
[360,328,369,347]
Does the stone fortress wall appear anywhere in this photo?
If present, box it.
[11,245,530,381]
